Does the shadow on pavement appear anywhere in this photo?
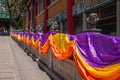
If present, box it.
[0,32,10,36]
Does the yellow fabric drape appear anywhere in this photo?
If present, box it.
[27,36,33,45]
[39,39,50,55]
[73,45,120,80]
[32,38,40,49]
[49,33,75,60]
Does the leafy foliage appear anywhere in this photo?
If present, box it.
[5,0,23,29]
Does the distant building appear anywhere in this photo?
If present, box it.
[0,0,10,33]
[22,0,120,36]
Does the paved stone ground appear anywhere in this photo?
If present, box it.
[0,36,51,80]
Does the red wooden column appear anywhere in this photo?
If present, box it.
[67,0,75,34]
[34,0,38,32]
[28,8,30,32]
[27,0,32,32]
[44,0,49,33]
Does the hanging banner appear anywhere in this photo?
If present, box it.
[84,0,114,11]
[11,31,120,80]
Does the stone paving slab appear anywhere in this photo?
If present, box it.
[0,36,51,80]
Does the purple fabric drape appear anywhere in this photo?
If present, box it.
[40,31,56,46]
[24,32,28,38]
[68,34,74,40]
[75,32,120,67]
[33,33,40,42]
[27,32,33,40]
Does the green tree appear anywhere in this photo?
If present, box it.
[5,0,22,29]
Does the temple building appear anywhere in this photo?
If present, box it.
[22,0,119,36]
